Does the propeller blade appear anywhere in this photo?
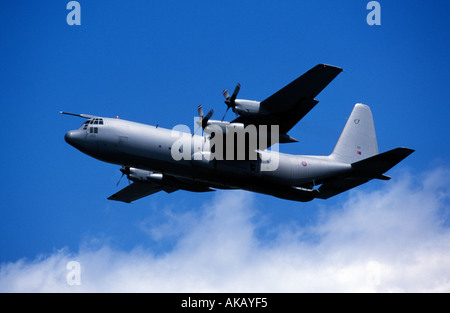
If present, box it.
[192,126,201,136]
[193,108,214,136]
[120,166,130,175]
[221,106,230,122]
[230,83,241,102]
[202,109,214,129]
[116,166,130,186]
[204,109,214,121]
[116,173,125,186]
[195,105,203,135]
[198,105,204,118]
[222,83,240,121]
[222,89,230,100]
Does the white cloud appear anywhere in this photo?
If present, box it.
[1,168,449,292]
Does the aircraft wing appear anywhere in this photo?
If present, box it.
[232,64,343,134]
[108,182,178,203]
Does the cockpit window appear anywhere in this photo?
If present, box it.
[80,118,103,130]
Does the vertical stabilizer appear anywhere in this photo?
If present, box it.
[330,103,378,164]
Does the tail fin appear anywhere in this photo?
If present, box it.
[330,103,378,164]
[316,104,414,199]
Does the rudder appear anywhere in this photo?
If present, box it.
[330,103,378,164]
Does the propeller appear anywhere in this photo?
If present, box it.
[202,107,214,129]
[116,166,131,186]
[222,83,240,121]
[193,105,214,136]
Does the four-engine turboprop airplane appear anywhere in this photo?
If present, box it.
[62,64,414,203]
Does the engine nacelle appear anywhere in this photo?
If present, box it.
[204,120,230,134]
[204,121,247,135]
[233,100,261,115]
[128,168,163,183]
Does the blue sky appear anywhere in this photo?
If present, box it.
[0,1,449,292]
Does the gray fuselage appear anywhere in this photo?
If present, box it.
[65,117,351,202]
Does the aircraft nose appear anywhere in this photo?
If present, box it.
[64,130,85,148]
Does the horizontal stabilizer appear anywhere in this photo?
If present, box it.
[316,147,414,199]
[351,147,415,179]
[315,177,370,200]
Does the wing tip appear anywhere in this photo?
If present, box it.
[393,147,415,157]
[107,195,133,203]
[317,63,344,73]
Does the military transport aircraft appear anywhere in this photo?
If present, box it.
[62,64,413,203]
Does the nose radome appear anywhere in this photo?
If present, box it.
[64,130,85,148]
[64,130,74,144]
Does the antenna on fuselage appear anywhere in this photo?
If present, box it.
[60,111,96,119]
